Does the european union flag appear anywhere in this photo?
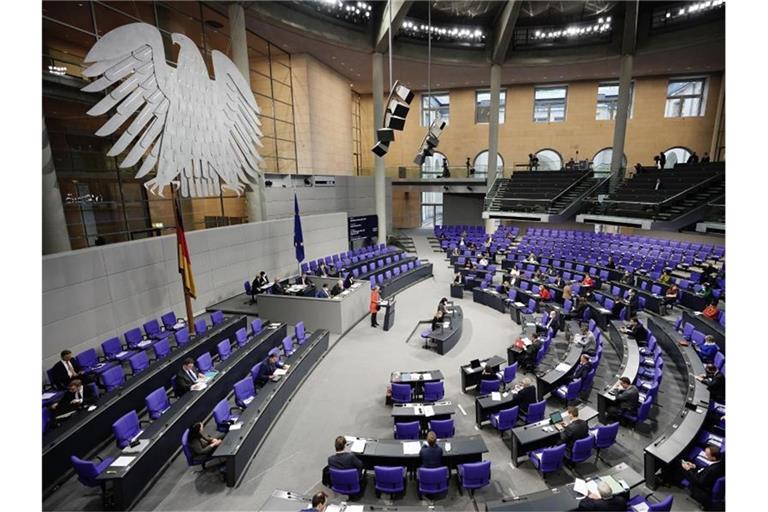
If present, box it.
[293,193,305,263]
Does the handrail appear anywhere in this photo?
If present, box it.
[549,171,593,204]
[657,172,724,208]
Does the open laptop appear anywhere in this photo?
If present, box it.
[549,411,563,425]
[469,359,481,369]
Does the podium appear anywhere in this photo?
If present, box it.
[450,284,464,299]
[381,299,396,331]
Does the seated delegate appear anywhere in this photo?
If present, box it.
[325,436,364,490]
[577,481,627,511]
[331,279,344,297]
[621,316,648,343]
[606,377,639,421]
[317,284,331,298]
[419,431,443,468]
[50,349,92,389]
[301,492,328,512]
[696,364,725,404]
[176,358,207,396]
[573,323,596,354]
[50,378,96,417]
[559,406,589,449]
[257,353,290,383]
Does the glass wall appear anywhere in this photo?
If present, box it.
[42,1,296,249]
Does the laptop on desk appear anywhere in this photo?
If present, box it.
[469,359,481,369]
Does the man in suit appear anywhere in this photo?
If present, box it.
[521,334,542,371]
[49,350,90,389]
[560,406,589,449]
[176,358,205,396]
[331,280,344,297]
[253,271,269,291]
[680,444,725,506]
[696,335,719,363]
[257,353,282,383]
[296,272,314,286]
[572,355,592,381]
[317,284,331,298]
[606,377,639,421]
[50,378,96,417]
[697,364,725,404]
[419,431,443,468]
[623,289,639,317]
[622,316,648,344]
[574,323,596,354]
[577,481,627,511]
[515,377,537,415]
[326,436,365,492]
[300,492,328,512]
[453,272,464,286]
[271,280,286,295]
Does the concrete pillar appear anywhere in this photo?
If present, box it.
[709,73,725,161]
[43,117,71,254]
[372,52,387,242]
[609,53,633,193]
[229,2,267,222]
[485,64,502,233]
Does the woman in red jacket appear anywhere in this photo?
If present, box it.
[370,286,381,327]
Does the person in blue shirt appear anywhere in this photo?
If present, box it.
[257,353,288,383]
[317,284,331,298]
[697,335,719,363]
[300,491,327,512]
[419,431,443,468]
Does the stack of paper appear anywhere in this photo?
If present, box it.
[573,478,588,496]
[274,368,288,377]
[444,442,451,452]
[111,456,136,468]
[229,422,243,431]
[423,406,435,417]
[555,363,572,372]
[422,373,432,380]
[402,441,421,455]
[491,392,501,401]
[190,382,207,391]
[350,439,366,453]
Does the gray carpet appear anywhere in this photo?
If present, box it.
[43,230,705,511]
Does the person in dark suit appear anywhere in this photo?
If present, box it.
[453,272,464,286]
[296,273,314,286]
[188,421,223,458]
[317,262,330,278]
[605,256,616,270]
[49,350,89,389]
[300,492,328,512]
[697,364,725,403]
[327,436,364,491]
[680,444,724,506]
[515,377,537,415]
[521,334,542,371]
[606,377,639,421]
[623,289,639,317]
[431,309,445,331]
[560,406,589,449]
[343,273,353,289]
[271,280,286,295]
[257,353,282,383]
[552,275,564,288]
[437,297,449,315]
[572,355,592,381]
[50,379,96,417]
[419,431,443,468]
[317,284,331,298]
[577,481,627,510]
[253,271,269,295]
[331,279,344,297]
[622,316,648,344]
[176,358,205,396]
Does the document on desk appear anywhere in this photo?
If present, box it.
[350,439,366,453]
[586,479,599,496]
[422,372,432,380]
[402,441,421,455]
[42,392,57,400]
[191,382,207,391]
[273,368,288,377]
[115,351,130,359]
[423,406,435,417]
[600,475,625,495]
[491,392,501,401]
[122,439,149,454]
[229,422,243,431]
[111,456,136,468]
[631,503,650,512]
[443,321,450,328]
[137,340,152,349]
[573,478,588,496]
[514,302,525,307]
[344,506,364,512]
[555,363,572,372]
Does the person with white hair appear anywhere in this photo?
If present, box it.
[577,481,627,510]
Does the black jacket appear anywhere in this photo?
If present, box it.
[516,385,537,413]
[331,284,343,296]
[175,368,198,396]
[49,360,82,389]
[572,362,591,381]
[328,451,363,473]
[578,495,628,511]
[687,459,724,505]
[189,435,219,458]
[628,323,648,343]
[615,385,640,412]
[419,444,444,468]
[704,372,725,404]
[560,418,589,448]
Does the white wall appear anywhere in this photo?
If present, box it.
[42,213,348,371]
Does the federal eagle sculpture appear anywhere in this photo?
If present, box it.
[81,22,263,198]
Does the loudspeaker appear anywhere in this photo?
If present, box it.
[387,98,410,118]
[377,128,395,143]
[371,140,389,157]
[394,81,414,104]
[426,133,440,148]
[413,153,425,165]
[385,112,406,131]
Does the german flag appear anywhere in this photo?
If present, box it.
[174,199,196,299]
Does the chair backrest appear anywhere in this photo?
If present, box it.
[636,396,653,422]
[217,339,232,360]
[711,476,725,504]
[417,466,449,493]
[394,421,420,440]
[175,327,190,347]
[479,379,501,395]
[502,363,517,383]
[112,410,140,448]
[563,299,572,313]
[70,456,102,487]
[497,406,519,430]
[194,318,207,334]
[460,461,491,489]
[250,361,264,382]
[145,387,170,420]
[128,351,150,374]
[295,321,306,344]
[181,429,202,467]
[649,495,674,512]
[124,327,143,348]
[391,383,412,403]
[540,444,566,471]
[526,400,546,423]
[153,338,171,359]
[211,311,225,325]
[566,378,582,399]
[423,381,445,402]
[143,319,161,336]
[714,351,725,370]
[196,352,213,373]
[76,348,98,370]
[235,327,248,347]
[100,365,125,391]
[330,467,361,495]
[374,465,406,492]
[570,436,594,462]
[282,336,294,355]
[101,337,122,359]
[233,376,256,408]
[212,398,233,430]
[428,418,455,438]
[251,318,263,335]
[244,280,252,294]
[161,311,177,330]
[604,298,615,310]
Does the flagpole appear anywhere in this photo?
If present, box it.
[173,187,196,335]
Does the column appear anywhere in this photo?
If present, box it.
[709,73,725,160]
[485,63,502,233]
[372,52,387,243]
[609,54,633,193]
[229,2,267,222]
[43,117,71,254]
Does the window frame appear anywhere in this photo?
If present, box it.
[665,77,708,118]
[533,85,568,123]
[421,91,450,127]
[474,89,506,124]
[595,81,635,121]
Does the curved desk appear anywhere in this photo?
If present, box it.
[42,315,247,493]
[345,435,488,472]
[597,321,640,422]
[427,306,463,355]
[96,323,287,510]
[535,343,582,399]
[214,329,330,487]
[644,317,711,489]
[681,309,725,354]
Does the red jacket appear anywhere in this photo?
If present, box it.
[370,289,380,313]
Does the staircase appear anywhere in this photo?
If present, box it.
[391,235,417,253]
[654,177,725,222]
[549,177,602,214]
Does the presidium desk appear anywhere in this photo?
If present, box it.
[427,305,464,355]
